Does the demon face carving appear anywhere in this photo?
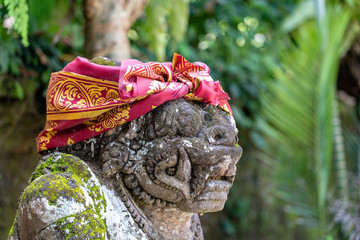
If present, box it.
[101,98,242,213]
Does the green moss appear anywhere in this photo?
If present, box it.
[21,173,85,206]
[11,153,108,237]
[7,213,18,239]
[88,185,106,216]
[90,57,117,66]
[28,153,107,209]
[56,207,106,240]
[21,153,96,206]
[30,154,91,184]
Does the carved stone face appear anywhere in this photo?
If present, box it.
[100,99,242,213]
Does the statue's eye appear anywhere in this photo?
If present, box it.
[206,126,226,143]
[165,166,176,176]
[215,133,223,141]
[153,100,202,137]
[176,109,202,137]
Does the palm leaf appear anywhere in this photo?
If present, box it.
[260,6,351,238]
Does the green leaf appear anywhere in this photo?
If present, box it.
[4,0,29,46]
[281,0,315,33]
[13,81,24,100]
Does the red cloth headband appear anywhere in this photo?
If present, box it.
[36,53,232,152]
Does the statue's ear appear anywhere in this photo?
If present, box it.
[154,147,191,200]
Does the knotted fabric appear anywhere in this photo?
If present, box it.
[37,53,232,152]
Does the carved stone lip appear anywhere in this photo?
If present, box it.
[194,180,232,201]
[203,180,232,192]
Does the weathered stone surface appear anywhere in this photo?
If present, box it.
[9,98,242,240]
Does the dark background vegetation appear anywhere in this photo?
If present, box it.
[1,0,360,239]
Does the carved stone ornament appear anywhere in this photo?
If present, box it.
[9,99,242,240]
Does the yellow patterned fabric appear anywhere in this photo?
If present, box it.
[37,53,231,151]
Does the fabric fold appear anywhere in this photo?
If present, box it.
[37,53,232,152]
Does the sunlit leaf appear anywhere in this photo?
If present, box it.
[4,0,29,46]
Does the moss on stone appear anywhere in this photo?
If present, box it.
[25,153,107,210]
[11,153,108,238]
[19,154,92,206]
[30,154,91,184]
[90,56,117,66]
[21,173,85,206]
[88,185,107,216]
[7,213,18,239]
[56,207,107,240]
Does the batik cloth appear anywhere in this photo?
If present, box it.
[36,53,232,152]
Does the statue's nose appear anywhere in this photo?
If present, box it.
[203,124,243,168]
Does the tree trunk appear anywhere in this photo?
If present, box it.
[83,0,149,60]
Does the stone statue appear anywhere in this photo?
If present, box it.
[8,56,242,240]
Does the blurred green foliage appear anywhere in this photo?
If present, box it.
[0,0,83,102]
[3,0,29,46]
[261,6,351,238]
[0,0,360,239]
[143,0,189,61]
